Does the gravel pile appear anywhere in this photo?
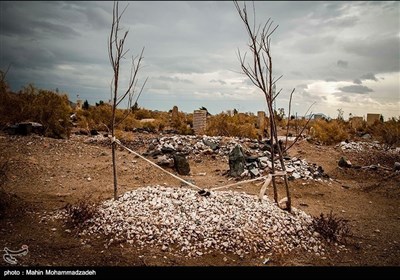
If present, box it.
[338,140,400,153]
[62,186,326,258]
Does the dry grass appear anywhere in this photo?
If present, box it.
[310,119,348,145]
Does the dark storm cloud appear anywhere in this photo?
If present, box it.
[360,73,378,82]
[343,35,400,73]
[338,85,374,94]
[337,60,348,68]
[0,1,398,117]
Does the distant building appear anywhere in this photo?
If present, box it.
[193,110,207,135]
[75,99,82,110]
[366,113,381,125]
[313,113,327,120]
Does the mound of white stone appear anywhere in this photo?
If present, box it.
[75,186,325,257]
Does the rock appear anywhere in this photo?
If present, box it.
[292,172,301,179]
[278,197,288,210]
[394,162,400,171]
[173,154,190,175]
[259,157,269,163]
[249,168,260,177]
[263,258,270,264]
[338,157,352,168]
[161,146,176,154]
[156,155,173,168]
[202,139,219,150]
[361,133,371,139]
[229,145,246,177]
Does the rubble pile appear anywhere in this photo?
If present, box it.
[58,186,327,258]
[141,135,327,181]
[338,140,399,153]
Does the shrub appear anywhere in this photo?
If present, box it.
[310,119,348,144]
[0,85,72,138]
[368,117,400,149]
[206,113,257,138]
[64,199,99,228]
[312,211,351,243]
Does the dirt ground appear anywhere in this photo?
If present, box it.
[0,130,399,267]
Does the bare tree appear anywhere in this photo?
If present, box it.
[109,1,147,200]
[234,1,292,211]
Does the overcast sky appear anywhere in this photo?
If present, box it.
[1,1,399,119]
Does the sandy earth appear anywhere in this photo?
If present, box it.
[0,131,399,267]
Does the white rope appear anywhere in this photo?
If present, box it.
[210,176,268,191]
[113,138,202,191]
[210,171,287,191]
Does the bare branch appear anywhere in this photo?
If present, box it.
[284,102,316,153]
[285,88,296,150]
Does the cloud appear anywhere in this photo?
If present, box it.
[339,96,351,102]
[325,78,337,82]
[0,1,399,119]
[343,35,400,73]
[296,84,308,90]
[337,60,348,68]
[210,79,226,85]
[338,85,374,94]
[360,73,378,82]
[158,76,193,84]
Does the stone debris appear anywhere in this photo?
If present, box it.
[139,135,328,181]
[52,186,326,258]
[338,140,399,153]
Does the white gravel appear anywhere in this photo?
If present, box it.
[62,186,326,257]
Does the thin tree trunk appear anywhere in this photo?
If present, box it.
[111,91,118,200]
[269,107,278,203]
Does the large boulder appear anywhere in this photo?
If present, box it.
[173,154,190,175]
[229,145,246,177]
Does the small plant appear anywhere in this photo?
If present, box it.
[312,211,351,243]
[64,199,98,228]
